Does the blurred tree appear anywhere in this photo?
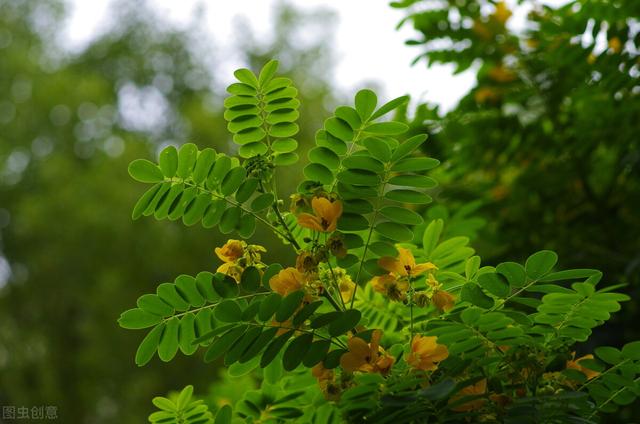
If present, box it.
[0,0,335,422]
[395,0,639,329]
[394,1,640,419]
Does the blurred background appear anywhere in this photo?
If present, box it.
[0,0,638,422]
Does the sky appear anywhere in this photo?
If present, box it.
[62,0,478,111]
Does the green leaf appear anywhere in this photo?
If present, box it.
[272,138,297,153]
[225,326,262,365]
[274,152,299,166]
[343,156,385,173]
[176,385,193,410]
[303,340,331,367]
[158,317,180,362]
[391,157,439,172]
[219,207,241,234]
[234,68,259,88]
[309,146,340,170]
[157,282,190,311]
[465,256,481,280]
[152,395,176,412]
[175,274,205,307]
[325,117,353,141]
[176,143,198,179]
[178,314,197,355]
[118,308,162,329]
[238,142,268,158]
[269,122,299,138]
[128,159,164,183]
[192,148,216,184]
[328,309,361,337]
[238,213,256,238]
[595,346,622,364]
[384,189,432,204]
[208,155,232,188]
[137,294,174,317]
[311,311,342,329]
[374,222,413,241]
[227,82,256,96]
[496,262,527,287]
[235,178,259,203]
[422,219,443,257]
[250,193,274,212]
[370,95,409,120]
[391,134,427,161]
[363,137,392,162]
[261,330,294,367]
[379,206,424,225]
[461,307,482,325]
[477,273,510,298]
[202,199,226,228]
[304,163,334,185]
[238,267,260,293]
[292,300,323,327]
[525,250,558,279]
[461,284,494,309]
[158,145,178,178]
[364,121,408,135]
[276,290,305,322]
[132,183,162,220]
[338,213,369,231]
[259,293,282,321]
[622,341,640,360]
[205,325,248,362]
[215,405,232,424]
[355,89,377,121]
[240,327,279,363]
[335,106,362,130]
[135,323,165,366]
[337,169,379,186]
[283,333,313,370]
[258,60,279,86]
[213,274,239,298]
[216,300,243,322]
[182,193,210,226]
[220,167,247,196]
[388,174,437,188]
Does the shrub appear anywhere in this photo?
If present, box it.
[119,61,640,423]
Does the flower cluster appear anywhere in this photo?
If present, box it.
[214,239,266,282]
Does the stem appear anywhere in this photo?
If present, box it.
[180,179,293,246]
[349,165,389,309]
[409,275,414,340]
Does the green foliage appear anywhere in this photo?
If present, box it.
[148,385,215,424]
[121,59,640,423]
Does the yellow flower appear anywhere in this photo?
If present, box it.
[269,267,305,297]
[215,239,244,263]
[608,37,622,53]
[406,335,449,371]
[378,247,437,277]
[371,274,409,302]
[296,251,318,274]
[216,262,243,282]
[338,274,356,304]
[297,197,342,232]
[340,330,395,375]
[327,233,348,258]
[492,1,512,24]
[566,353,600,380]
[312,363,340,400]
[432,290,456,312]
[488,65,517,83]
[450,379,487,412]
